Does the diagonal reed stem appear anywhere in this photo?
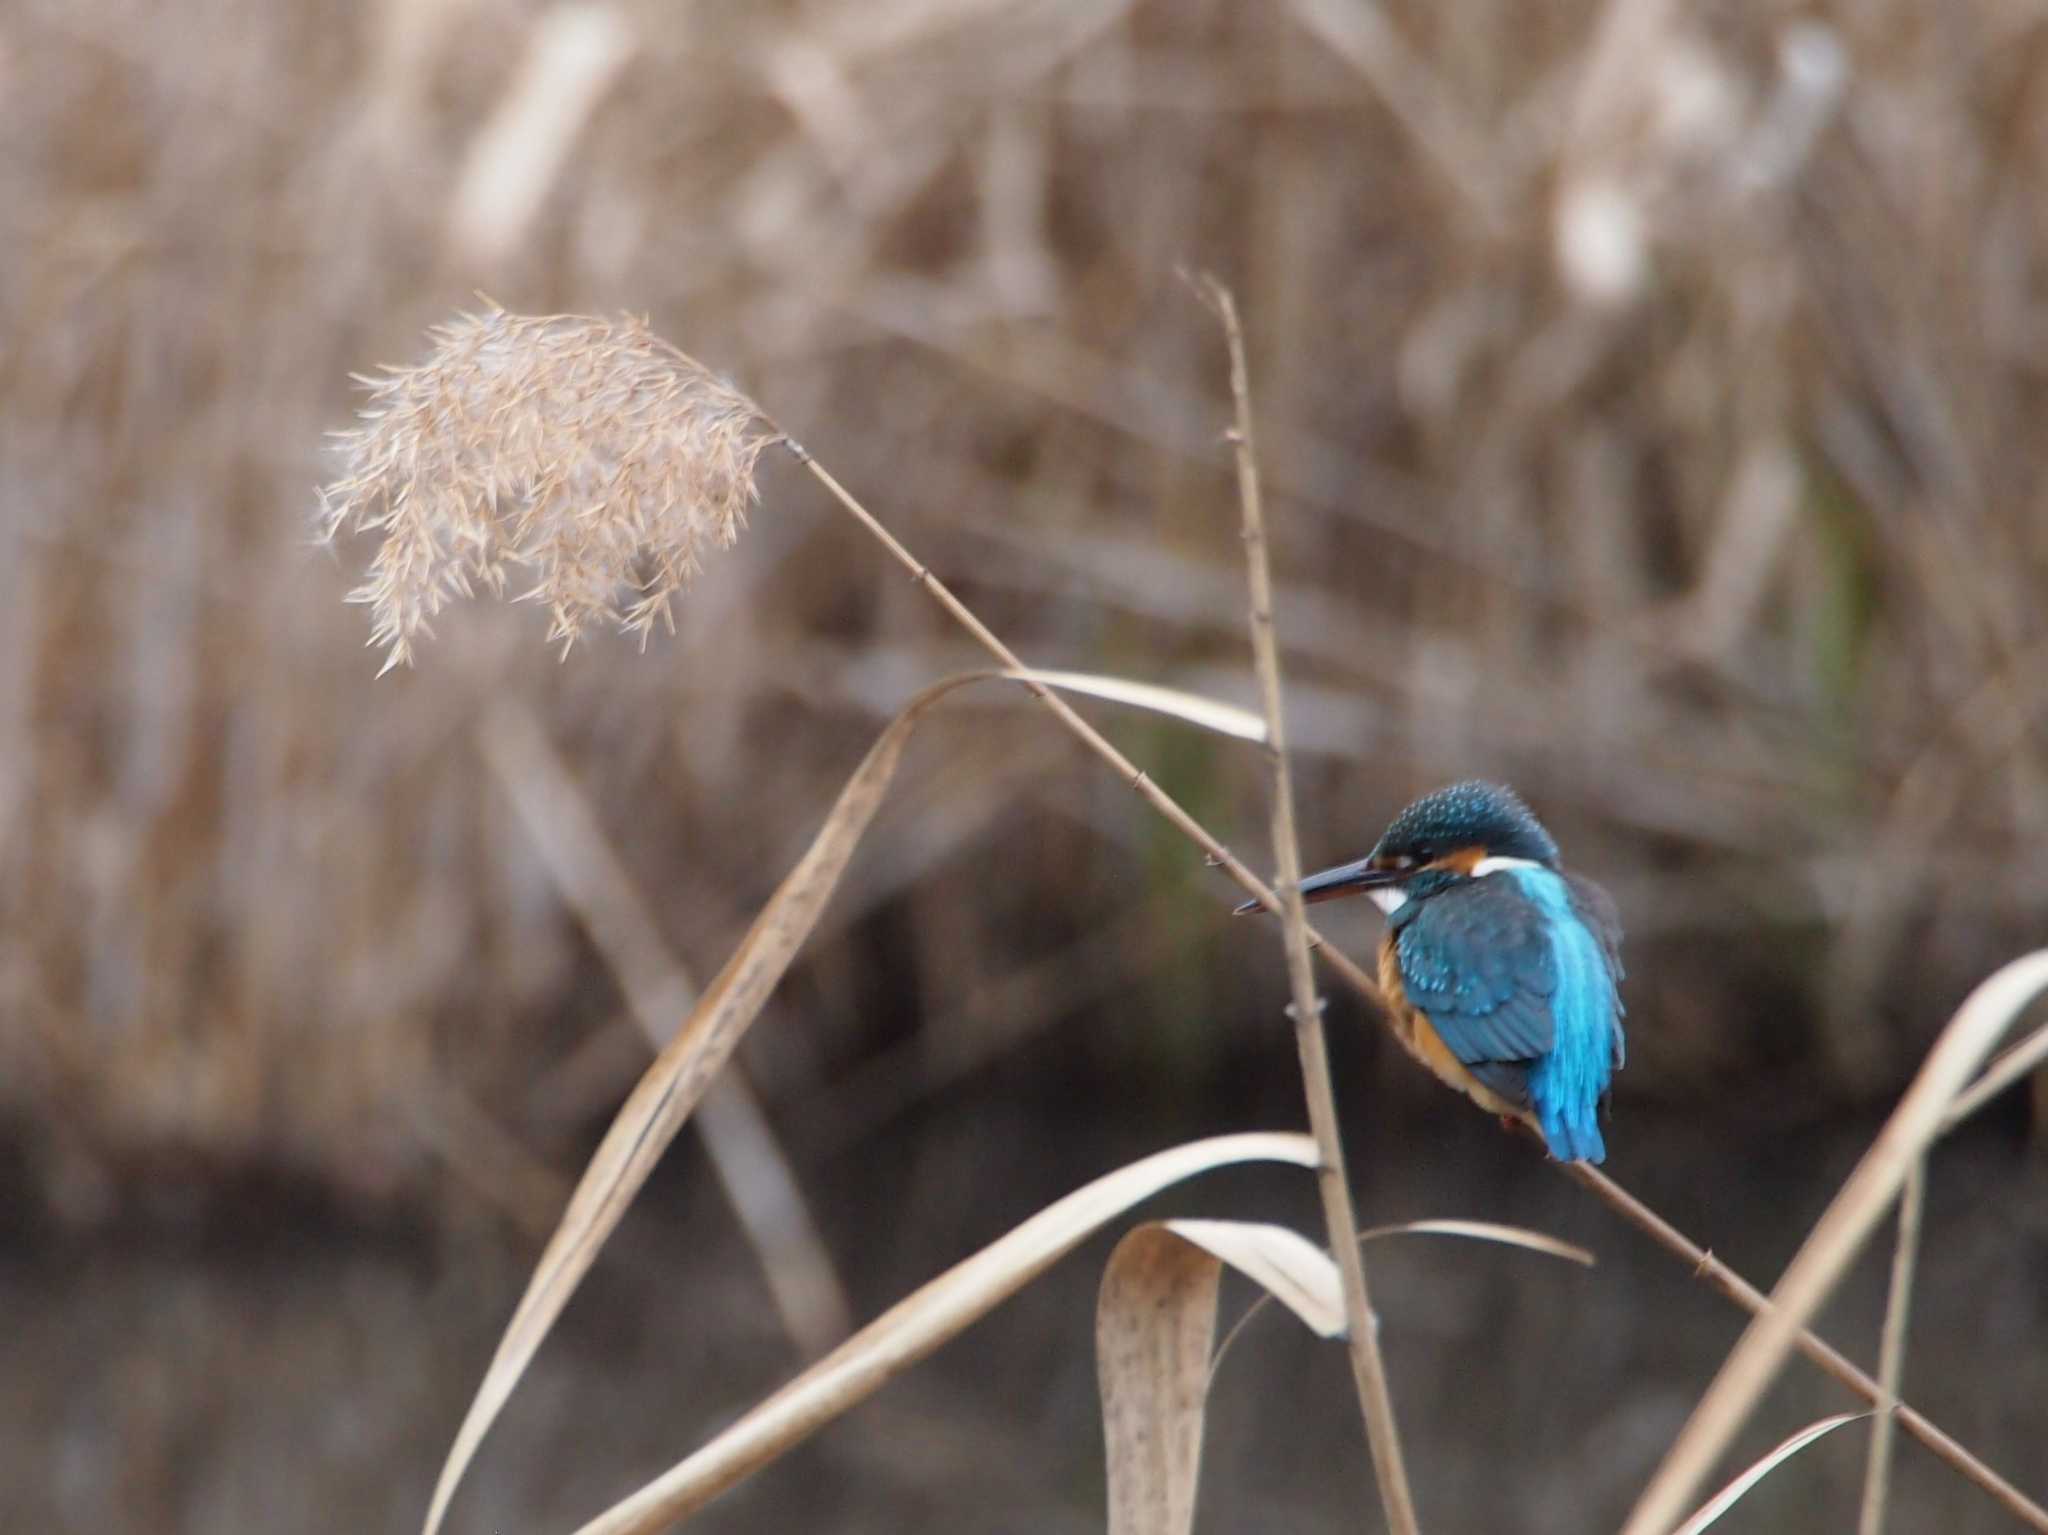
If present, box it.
[767,430,2048,1535]
[1202,275,1419,1535]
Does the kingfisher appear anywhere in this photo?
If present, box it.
[1242,781,1625,1163]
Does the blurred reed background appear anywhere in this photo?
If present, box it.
[3,1,2046,1531]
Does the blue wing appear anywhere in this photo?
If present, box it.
[1393,870,1623,1161]
[1390,877,1558,1072]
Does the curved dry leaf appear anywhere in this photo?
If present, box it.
[420,666,1284,1535]
[1099,1221,1342,1535]
[1208,1218,1596,1383]
[1940,1016,2048,1132]
[1673,1413,1870,1535]
[1163,1219,1345,1336]
[1624,949,2048,1535]
[573,1134,1320,1535]
[1357,1218,1596,1268]
[1001,668,1267,742]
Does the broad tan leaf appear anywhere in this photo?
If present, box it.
[1099,1221,1342,1535]
[573,1134,1320,1535]
[421,667,1280,1535]
[1624,950,2048,1535]
[1099,1227,1220,1535]
[1673,1413,1870,1535]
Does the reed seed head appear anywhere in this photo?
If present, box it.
[318,305,772,670]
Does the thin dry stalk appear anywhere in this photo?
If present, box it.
[1200,275,1419,1535]
[770,439,1302,942]
[1857,1158,1927,1535]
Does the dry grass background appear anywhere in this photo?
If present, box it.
[5,1,2048,1531]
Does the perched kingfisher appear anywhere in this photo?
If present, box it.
[1243,781,1626,1163]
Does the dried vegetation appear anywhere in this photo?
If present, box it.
[8,1,2048,1530]
[10,0,2048,1203]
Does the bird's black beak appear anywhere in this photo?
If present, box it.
[1233,857,1398,916]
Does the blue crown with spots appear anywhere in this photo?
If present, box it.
[1372,781,1560,867]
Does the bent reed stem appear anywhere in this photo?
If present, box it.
[772,431,2048,1535]
[1206,277,1419,1535]
[1858,1157,1927,1535]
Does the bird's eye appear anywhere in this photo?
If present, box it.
[1388,854,1417,871]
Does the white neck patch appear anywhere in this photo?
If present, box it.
[1472,856,1542,878]
[1368,887,1408,915]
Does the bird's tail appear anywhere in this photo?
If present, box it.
[1538,1103,1606,1164]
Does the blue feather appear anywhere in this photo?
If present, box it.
[1508,867,1621,1163]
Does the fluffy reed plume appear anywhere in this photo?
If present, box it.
[319,306,772,669]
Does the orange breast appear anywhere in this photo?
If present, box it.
[1377,934,1534,1128]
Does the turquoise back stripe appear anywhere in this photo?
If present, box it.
[1509,867,1619,1163]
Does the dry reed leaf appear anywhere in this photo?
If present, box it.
[572,1134,1321,1535]
[1208,1218,1595,1382]
[1672,1413,1870,1535]
[1002,669,1267,742]
[479,700,853,1357]
[1155,1219,1346,1336]
[1098,1221,1343,1535]
[1939,1016,2048,1132]
[1355,1218,1597,1266]
[422,665,1295,1535]
[1623,949,2048,1535]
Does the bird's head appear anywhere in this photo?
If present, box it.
[1239,780,1560,916]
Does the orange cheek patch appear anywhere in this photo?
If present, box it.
[1428,846,1486,876]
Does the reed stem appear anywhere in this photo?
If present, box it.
[1858,1157,1927,1535]
[1202,276,1420,1535]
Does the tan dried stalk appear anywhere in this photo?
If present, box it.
[1857,1158,1926,1535]
[320,304,771,668]
[1199,274,1420,1535]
